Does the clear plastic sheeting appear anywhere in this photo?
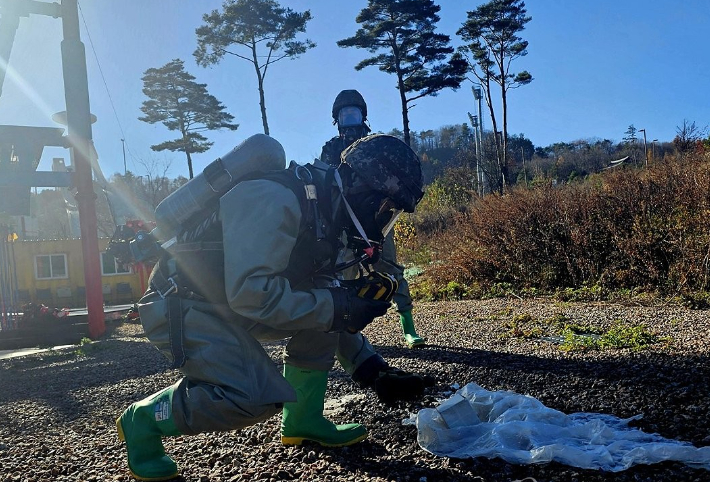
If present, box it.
[408,383,710,472]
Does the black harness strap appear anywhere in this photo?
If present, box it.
[167,296,186,368]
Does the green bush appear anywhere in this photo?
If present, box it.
[500,313,668,353]
[560,322,668,352]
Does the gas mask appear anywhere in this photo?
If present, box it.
[337,106,368,146]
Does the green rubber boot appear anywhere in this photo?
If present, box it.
[281,364,368,447]
[116,385,182,481]
[400,310,425,348]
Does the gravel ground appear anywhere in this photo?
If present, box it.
[2,297,710,481]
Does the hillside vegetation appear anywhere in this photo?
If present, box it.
[398,150,710,303]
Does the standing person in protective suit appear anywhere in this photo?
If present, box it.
[115,133,424,481]
[321,89,426,350]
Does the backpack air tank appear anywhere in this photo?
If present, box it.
[155,134,286,241]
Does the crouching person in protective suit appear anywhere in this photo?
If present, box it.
[115,133,424,481]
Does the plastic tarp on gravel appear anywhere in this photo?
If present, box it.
[409,383,710,471]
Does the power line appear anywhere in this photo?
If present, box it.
[77,2,139,171]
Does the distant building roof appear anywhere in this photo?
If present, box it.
[606,156,631,169]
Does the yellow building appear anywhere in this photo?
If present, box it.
[9,237,146,308]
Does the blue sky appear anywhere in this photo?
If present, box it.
[1,0,708,179]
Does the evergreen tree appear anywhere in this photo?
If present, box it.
[338,0,467,146]
[458,0,533,192]
[139,59,239,179]
[622,124,640,162]
[194,0,315,135]
[623,124,638,144]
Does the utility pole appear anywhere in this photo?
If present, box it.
[639,128,648,167]
[121,138,126,175]
[0,2,22,99]
[60,0,105,338]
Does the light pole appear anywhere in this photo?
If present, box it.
[652,139,658,162]
[639,128,648,167]
[472,85,485,196]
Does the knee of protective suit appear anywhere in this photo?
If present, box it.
[285,330,339,371]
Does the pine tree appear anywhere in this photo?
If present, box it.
[623,125,638,144]
[458,0,533,192]
[338,0,467,146]
[139,59,238,178]
[194,0,315,135]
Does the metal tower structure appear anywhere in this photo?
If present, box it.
[0,0,105,338]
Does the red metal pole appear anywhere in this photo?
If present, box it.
[60,0,104,338]
[138,263,146,293]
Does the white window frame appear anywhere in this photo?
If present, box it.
[34,253,68,280]
[101,251,132,276]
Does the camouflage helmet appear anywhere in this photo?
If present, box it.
[332,89,367,120]
[341,134,424,213]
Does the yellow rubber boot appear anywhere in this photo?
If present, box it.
[116,385,181,481]
[281,364,368,447]
[400,310,425,348]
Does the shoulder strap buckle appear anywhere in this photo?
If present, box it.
[151,269,179,299]
[304,184,318,200]
[158,277,178,299]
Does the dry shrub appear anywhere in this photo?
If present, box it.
[426,154,710,293]
[395,166,474,267]
[410,166,474,235]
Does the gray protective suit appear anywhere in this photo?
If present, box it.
[138,165,382,435]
